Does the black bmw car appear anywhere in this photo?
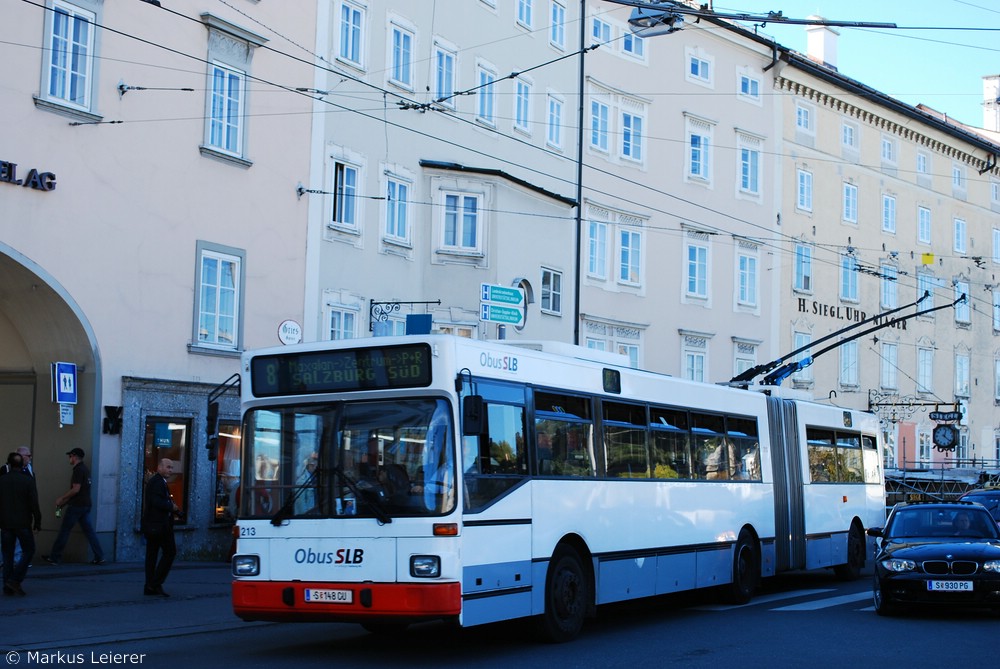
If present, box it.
[867,501,1000,616]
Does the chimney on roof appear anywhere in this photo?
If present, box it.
[805,17,839,71]
[984,74,1000,132]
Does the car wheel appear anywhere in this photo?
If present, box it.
[872,574,895,617]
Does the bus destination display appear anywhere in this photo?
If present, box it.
[250,344,432,397]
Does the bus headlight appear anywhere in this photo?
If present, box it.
[410,555,441,578]
[232,554,260,577]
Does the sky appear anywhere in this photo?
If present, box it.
[704,1,1000,128]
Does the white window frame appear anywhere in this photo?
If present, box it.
[737,252,758,307]
[476,63,497,126]
[993,227,1000,264]
[841,121,858,149]
[546,94,564,149]
[389,22,414,90]
[882,194,896,233]
[993,290,1000,331]
[590,99,610,152]
[738,73,761,102]
[328,306,358,341]
[592,17,611,45]
[686,49,713,87]
[795,103,815,135]
[954,218,967,254]
[737,132,761,197]
[955,353,970,397]
[881,265,898,309]
[880,342,898,390]
[433,42,457,108]
[45,0,97,112]
[918,207,932,244]
[995,359,1000,401]
[686,116,713,183]
[917,152,929,175]
[384,175,411,244]
[841,254,858,302]
[622,31,644,60]
[194,243,244,351]
[541,267,562,315]
[513,77,531,134]
[917,274,935,310]
[880,136,897,164]
[842,182,858,224]
[797,169,813,212]
[992,181,1000,206]
[588,220,608,280]
[331,160,360,229]
[917,348,933,394]
[621,111,643,162]
[206,62,246,157]
[686,241,708,299]
[338,1,365,67]
[517,0,533,29]
[953,163,967,192]
[618,228,642,286]
[550,1,566,50]
[955,281,971,324]
[794,244,812,292]
[441,192,481,252]
[791,331,812,383]
[840,340,859,387]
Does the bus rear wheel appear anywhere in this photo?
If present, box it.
[536,545,590,643]
[834,523,865,581]
[725,531,759,605]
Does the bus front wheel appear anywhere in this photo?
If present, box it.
[536,545,590,643]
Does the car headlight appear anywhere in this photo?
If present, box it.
[410,555,441,578]
[880,558,916,573]
[232,554,260,577]
[983,560,1000,573]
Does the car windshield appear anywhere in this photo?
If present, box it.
[887,507,1000,540]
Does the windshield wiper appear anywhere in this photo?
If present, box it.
[332,464,392,525]
[270,467,320,526]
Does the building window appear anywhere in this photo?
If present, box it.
[881,265,898,309]
[918,207,931,244]
[687,53,711,85]
[738,133,761,196]
[880,343,898,390]
[517,0,533,28]
[207,63,245,156]
[953,164,966,191]
[547,95,563,149]
[588,220,607,279]
[797,170,813,211]
[954,218,967,254]
[792,332,812,383]
[840,340,858,387]
[955,353,970,397]
[591,100,610,152]
[622,112,643,161]
[541,268,562,315]
[143,418,191,526]
[338,1,364,66]
[476,65,496,125]
[795,103,814,133]
[917,274,935,310]
[739,74,760,101]
[994,290,1000,331]
[682,338,706,381]
[213,419,241,524]
[514,78,531,133]
[686,116,713,182]
[45,1,96,111]
[842,122,857,149]
[794,244,812,292]
[194,243,243,350]
[881,136,896,164]
[434,44,456,107]
[622,32,644,59]
[737,253,758,307]
[385,177,409,242]
[841,254,858,302]
[331,162,359,228]
[443,193,479,250]
[955,281,971,324]
[550,1,566,49]
[619,229,642,285]
[842,182,858,224]
[917,152,929,175]
[328,307,357,340]
[918,432,931,465]
[993,228,1000,264]
[917,348,933,394]
[390,24,414,89]
[995,359,1000,401]
[992,181,1000,206]
[882,194,896,233]
[686,241,708,298]
[592,18,611,44]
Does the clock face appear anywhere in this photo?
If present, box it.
[933,424,956,448]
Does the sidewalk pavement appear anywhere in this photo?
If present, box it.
[2,560,247,651]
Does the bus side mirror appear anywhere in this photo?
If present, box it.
[206,401,220,461]
[462,395,486,437]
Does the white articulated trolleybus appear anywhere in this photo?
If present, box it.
[228,335,884,641]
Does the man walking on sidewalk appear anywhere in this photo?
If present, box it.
[142,458,179,596]
[42,448,105,565]
[0,452,41,595]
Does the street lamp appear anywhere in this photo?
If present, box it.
[628,4,685,37]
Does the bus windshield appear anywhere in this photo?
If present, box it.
[240,398,456,520]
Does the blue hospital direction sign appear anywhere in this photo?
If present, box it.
[480,303,524,325]
[480,283,524,306]
[52,361,78,405]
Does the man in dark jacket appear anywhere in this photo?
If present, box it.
[43,447,105,565]
[0,452,42,596]
[142,458,179,597]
